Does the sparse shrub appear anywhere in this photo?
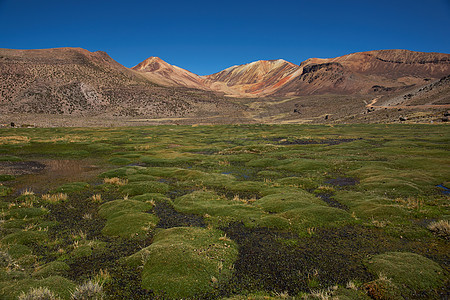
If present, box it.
[19,287,59,300]
[71,281,103,300]
[103,177,128,186]
[427,220,450,239]
[41,193,68,203]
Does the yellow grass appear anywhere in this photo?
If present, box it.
[428,220,450,238]
[91,194,102,202]
[103,177,128,186]
[0,135,30,144]
[41,193,68,203]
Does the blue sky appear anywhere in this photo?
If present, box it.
[0,0,449,75]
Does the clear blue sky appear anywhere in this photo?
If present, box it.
[0,0,449,75]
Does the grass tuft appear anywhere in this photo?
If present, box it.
[41,193,68,203]
[427,220,450,239]
[71,281,104,300]
[103,177,128,186]
[19,287,59,300]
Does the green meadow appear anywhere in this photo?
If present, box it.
[0,124,448,299]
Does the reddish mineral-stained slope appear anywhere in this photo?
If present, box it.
[132,49,449,97]
[202,59,301,96]
[132,57,208,91]
[275,50,450,96]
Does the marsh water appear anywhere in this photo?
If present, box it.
[3,159,102,195]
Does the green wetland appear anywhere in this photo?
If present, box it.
[0,124,448,299]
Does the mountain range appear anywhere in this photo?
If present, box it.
[0,47,449,125]
[132,50,450,97]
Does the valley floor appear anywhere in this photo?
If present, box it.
[0,124,448,299]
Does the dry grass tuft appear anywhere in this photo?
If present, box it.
[21,189,35,196]
[304,285,338,299]
[71,280,104,300]
[0,135,30,145]
[41,193,68,203]
[428,220,450,239]
[83,213,92,220]
[395,197,423,210]
[135,144,151,150]
[219,233,232,242]
[91,194,102,202]
[19,287,59,300]
[232,194,256,204]
[103,177,128,186]
[307,227,316,236]
[315,185,335,194]
[346,280,357,290]
[93,269,111,286]
[371,219,388,228]
[218,160,230,166]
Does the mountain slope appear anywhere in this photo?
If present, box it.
[275,50,450,96]
[0,48,241,118]
[203,59,300,96]
[132,57,208,90]
[132,49,450,97]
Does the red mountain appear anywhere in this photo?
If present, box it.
[132,49,450,97]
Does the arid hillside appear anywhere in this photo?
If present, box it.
[132,56,208,91]
[275,50,450,96]
[133,49,450,98]
[0,48,243,119]
[203,59,300,96]
[1,47,449,126]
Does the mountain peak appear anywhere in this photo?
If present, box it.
[132,56,208,90]
[132,56,172,72]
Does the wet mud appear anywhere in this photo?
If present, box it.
[317,193,349,210]
[223,224,392,295]
[0,160,46,175]
[154,201,206,229]
[275,138,363,146]
[325,176,359,187]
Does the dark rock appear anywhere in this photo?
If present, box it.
[399,117,407,121]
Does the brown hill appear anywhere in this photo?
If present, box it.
[132,56,208,90]
[0,48,242,118]
[276,50,450,96]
